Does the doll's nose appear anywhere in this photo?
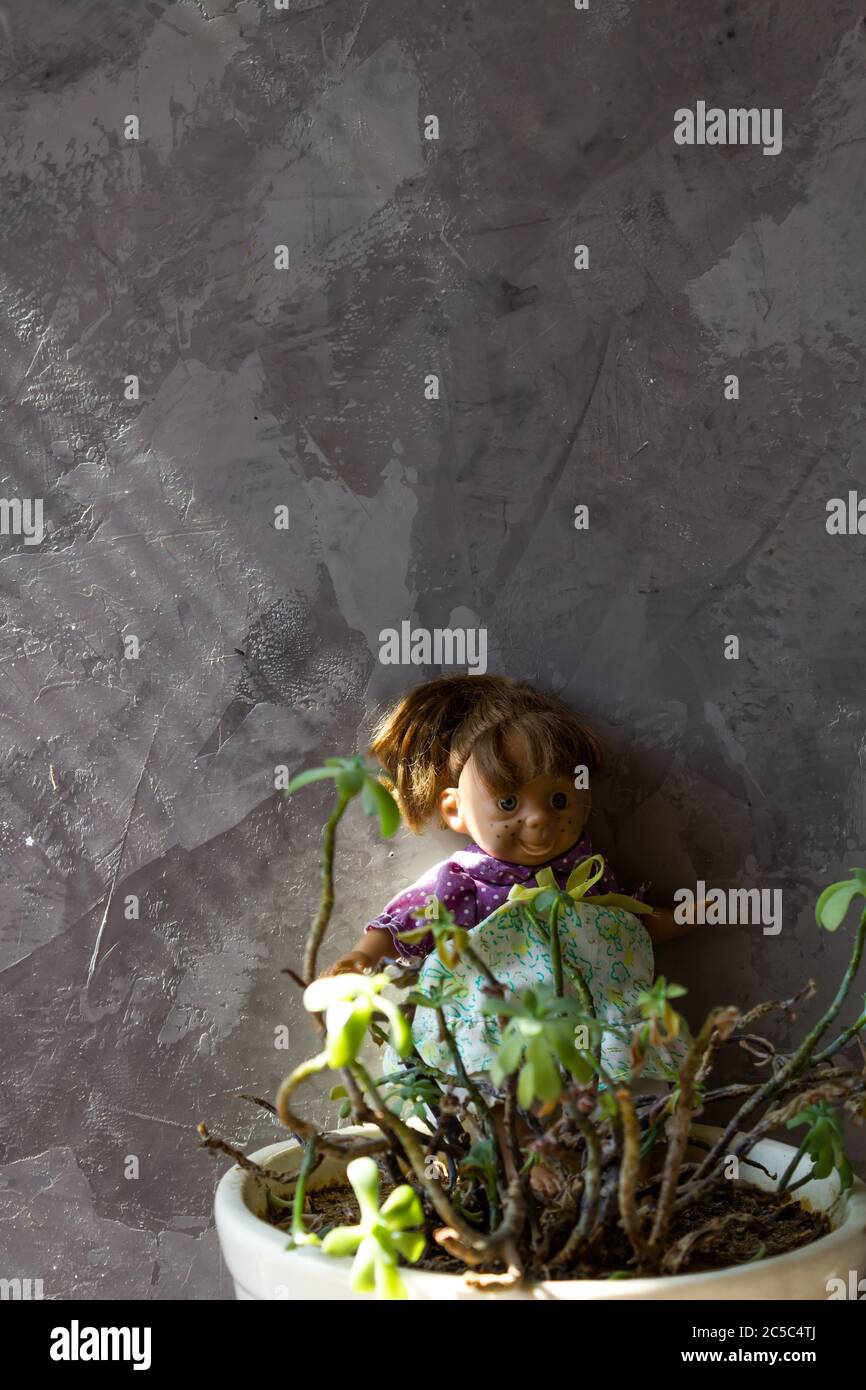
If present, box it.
[523,807,550,832]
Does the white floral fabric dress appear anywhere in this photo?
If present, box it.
[407,897,690,1088]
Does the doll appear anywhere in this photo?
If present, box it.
[322,675,702,1194]
[324,674,698,979]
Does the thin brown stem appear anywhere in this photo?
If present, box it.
[197,1123,298,1200]
[274,1050,390,1158]
[463,944,505,996]
[436,1007,504,1214]
[551,1110,602,1266]
[691,908,866,1185]
[671,1075,859,1214]
[649,1009,729,1252]
[352,1060,522,1253]
[616,1087,648,1265]
[303,792,349,986]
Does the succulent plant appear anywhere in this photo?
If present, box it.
[481,986,595,1105]
[321,1157,426,1299]
[303,971,413,1068]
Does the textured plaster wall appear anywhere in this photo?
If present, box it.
[1,0,865,1299]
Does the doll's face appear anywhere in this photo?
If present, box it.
[438,740,591,866]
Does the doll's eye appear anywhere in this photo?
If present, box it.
[498,795,518,812]
[551,792,568,810]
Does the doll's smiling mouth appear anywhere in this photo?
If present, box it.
[519,839,556,858]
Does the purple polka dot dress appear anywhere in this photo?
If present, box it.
[364,835,627,961]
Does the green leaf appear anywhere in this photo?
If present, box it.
[463,1139,496,1175]
[267,1190,294,1212]
[815,879,864,932]
[346,1156,380,1220]
[381,1185,424,1230]
[349,1238,378,1293]
[284,767,338,795]
[363,778,401,839]
[303,974,361,1012]
[812,1152,833,1180]
[549,1029,593,1083]
[379,999,413,1058]
[321,1224,364,1258]
[495,1024,524,1078]
[335,767,364,797]
[326,998,371,1068]
[396,925,430,943]
[517,1060,536,1109]
[375,1258,408,1301]
[480,994,522,1019]
[528,1034,562,1102]
[391,1230,426,1264]
[321,1146,425,1299]
[518,1017,544,1038]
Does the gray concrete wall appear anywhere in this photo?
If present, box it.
[1,0,865,1299]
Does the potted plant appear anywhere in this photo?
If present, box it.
[204,756,866,1300]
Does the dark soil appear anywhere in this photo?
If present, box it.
[265,1174,830,1281]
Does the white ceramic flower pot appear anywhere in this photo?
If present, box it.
[214,1123,866,1301]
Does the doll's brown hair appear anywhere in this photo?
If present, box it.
[368,674,604,833]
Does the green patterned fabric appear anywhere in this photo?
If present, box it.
[409,897,690,1085]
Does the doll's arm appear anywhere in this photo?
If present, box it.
[591,858,696,943]
[317,864,452,979]
[317,861,479,979]
[318,928,393,979]
[642,898,710,944]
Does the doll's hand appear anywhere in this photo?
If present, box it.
[318,950,376,980]
[318,928,393,980]
[646,897,713,942]
[677,897,713,926]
